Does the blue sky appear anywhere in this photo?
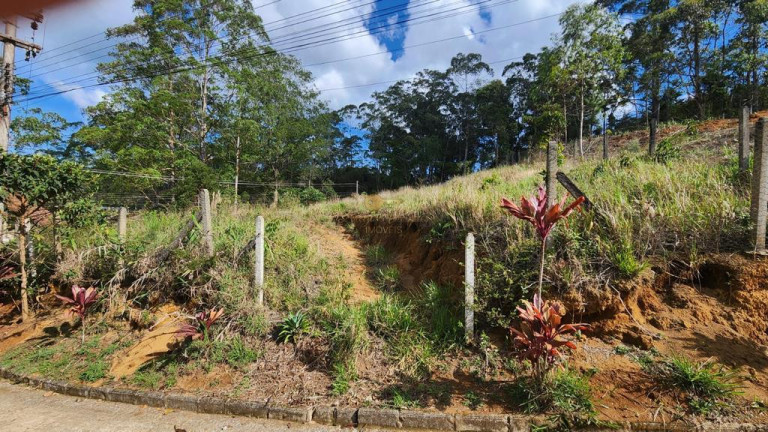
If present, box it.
[9,0,583,137]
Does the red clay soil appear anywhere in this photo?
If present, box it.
[311,221,380,304]
[610,110,768,150]
[342,215,464,292]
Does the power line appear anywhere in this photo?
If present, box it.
[16,0,513,103]
[14,0,286,65]
[20,0,448,92]
[20,0,380,79]
[87,168,358,186]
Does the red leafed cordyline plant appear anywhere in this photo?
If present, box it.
[510,294,588,379]
[176,308,224,343]
[55,285,99,344]
[501,186,585,298]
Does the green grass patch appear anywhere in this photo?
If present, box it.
[645,356,742,415]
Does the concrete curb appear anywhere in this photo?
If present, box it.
[0,367,763,431]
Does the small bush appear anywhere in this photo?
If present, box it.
[607,239,646,278]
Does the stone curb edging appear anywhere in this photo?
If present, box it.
[1,368,764,431]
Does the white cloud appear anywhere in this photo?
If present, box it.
[16,0,585,116]
[463,26,475,40]
[45,78,106,108]
[256,0,583,109]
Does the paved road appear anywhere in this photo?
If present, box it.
[0,381,351,432]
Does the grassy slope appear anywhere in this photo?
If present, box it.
[1,122,762,423]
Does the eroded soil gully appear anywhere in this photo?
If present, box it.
[338,215,464,293]
[340,215,768,422]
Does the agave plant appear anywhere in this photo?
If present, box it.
[276,312,309,344]
[177,308,224,343]
[501,186,585,297]
[510,294,588,379]
[55,285,99,343]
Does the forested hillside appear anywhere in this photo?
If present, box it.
[8,0,768,201]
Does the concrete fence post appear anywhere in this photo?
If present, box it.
[255,215,265,306]
[356,181,359,195]
[739,105,751,173]
[546,140,557,208]
[464,232,475,343]
[750,117,768,253]
[199,189,214,257]
[118,207,127,244]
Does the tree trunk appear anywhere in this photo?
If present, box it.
[579,85,585,158]
[602,113,608,160]
[693,28,704,119]
[19,218,29,321]
[649,79,660,156]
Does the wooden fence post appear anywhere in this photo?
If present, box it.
[546,140,557,207]
[464,232,475,344]
[750,117,768,253]
[199,189,214,257]
[255,215,265,306]
[739,105,751,173]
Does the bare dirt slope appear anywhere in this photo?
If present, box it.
[311,221,380,304]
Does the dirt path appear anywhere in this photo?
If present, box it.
[311,222,379,304]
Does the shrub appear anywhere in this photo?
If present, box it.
[509,294,588,379]
[299,187,326,205]
[177,308,224,343]
[330,361,356,396]
[55,285,99,344]
[501,186,584,297]
[322,305,369,388]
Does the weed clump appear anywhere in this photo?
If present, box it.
[511,368,597,429]
[645,356,742,415]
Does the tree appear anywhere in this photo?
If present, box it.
[447,53,492,173]
[557,4,626,158]
[600,0,675,156]
[10,108,85,159]
[728,0,768,111]
[476,80,516,167]
[0,154,92,320]
[77,0,332,205]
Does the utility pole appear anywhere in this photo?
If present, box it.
[1,15,43,152]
